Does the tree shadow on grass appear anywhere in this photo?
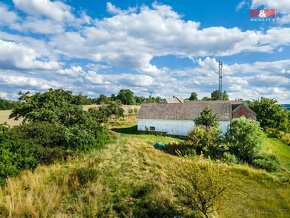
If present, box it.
[112,125,139,134]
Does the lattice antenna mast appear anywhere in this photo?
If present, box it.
[218,61,223,100]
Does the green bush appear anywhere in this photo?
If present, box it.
[12,121,64,148]
[252,153,281,172]
[0,138,37,187]
[226,117,265,162]
[89,101,124,123]
[221,152,240,165]
[165,141,196,156]
[188,126,220,153]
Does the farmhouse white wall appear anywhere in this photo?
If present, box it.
[138,119,229,136]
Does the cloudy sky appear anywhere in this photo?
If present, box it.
[0,0,289,102]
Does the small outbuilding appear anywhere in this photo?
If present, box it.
[137,101,256,136]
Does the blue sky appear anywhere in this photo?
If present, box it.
[0,0,289,102]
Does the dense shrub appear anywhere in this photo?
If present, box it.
[164,141,196,156]
[252,153,281,172]
[0,138,37,186]
[89,101,124,123]
[63,124,109,151]
[226,117,264,162]
[221,152,240,165]
[188,126,220,152]
[12,121,64,147]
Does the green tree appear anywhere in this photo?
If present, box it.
[96,94,111,104]
[134,96,145,105]
[211,90,229,100]
[89,101,124,123]
[194,106,219,128]
[226,117,264,162]
[171,156,232,218]
[110,94,117,101]
[202,96,211,101]
[189,92,198,101]
[156,96,163,103]
[249,98,288,131]
[117,89,136,105]
[9,89,109,151]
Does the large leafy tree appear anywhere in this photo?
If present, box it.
[249,98,288,131]
[194,106,219,128]
[117,89,136,105]
[189,92,198,101]
[211,90,229,100]
[9,89,109,151]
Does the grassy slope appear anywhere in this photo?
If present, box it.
[0,115,289,217]
[264,135,290,179]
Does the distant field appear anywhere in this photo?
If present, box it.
[0,110,22,127]
[83,105,140,114]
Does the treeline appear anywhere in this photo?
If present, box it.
[0,89,163,110]
[188,90,229,101]
[0,89,124,187]
[0,99,22,110]
[94,89,162,105]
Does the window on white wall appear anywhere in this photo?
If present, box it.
[150,126,155,131]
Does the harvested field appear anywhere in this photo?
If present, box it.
[82,105,140,114]
[0,110,23,127]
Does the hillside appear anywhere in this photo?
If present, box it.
[0,115,289,217]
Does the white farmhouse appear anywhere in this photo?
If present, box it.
[137,99,256,136]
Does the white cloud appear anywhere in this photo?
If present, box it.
[13,0,74,22]
[11,17,64,34]
[0,72,62,90]
[0,3,19,26]
[0,40,59,70]
[58,66,85,76]
[49,3,290,75]
[236,1,247,11]
[84,71,154,87]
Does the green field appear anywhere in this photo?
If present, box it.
[0,115,289,217]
